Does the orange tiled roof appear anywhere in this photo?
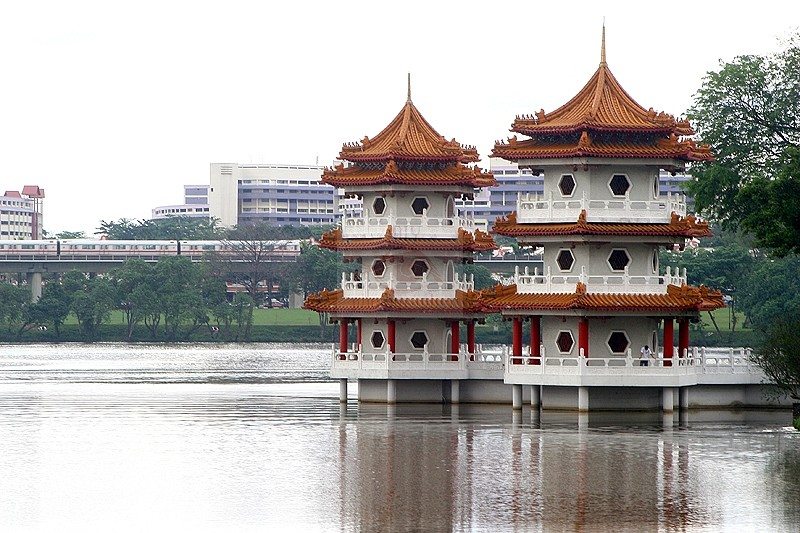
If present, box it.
[507,63,694,136]
[491,29,712,163]
[303,288,490,314]
[492,132,713,162]
[321,159,496,188]
[492,211,712,238]
[481,282,725,313]
[319,226,496,252]
[339,98,480,163]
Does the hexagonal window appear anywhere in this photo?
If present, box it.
[607,331,630,354]
[607,249,631,271]
[371,259,386,277]
[652,175,660,198]
[558,174,576,196]
[609,174,631,196]
[651,250,658,273]
[556,249,575,271]
[372,197,386,215]
[411,197,430,215]
[410,331,429,350]
[411,260,429,277]
[556,331,575,354]
[370,331,385,349]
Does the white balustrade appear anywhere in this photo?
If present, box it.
[505,345,761,379]
[514,265,687,294]
[340,210,477,239]
[516,191,686,223]
[341,271,474,298]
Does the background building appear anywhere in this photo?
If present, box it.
[209,163,340,227]
[1,185,44,240]
[152,185,210,219]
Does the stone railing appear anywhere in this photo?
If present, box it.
[517,191,686,223]
[331,343,504,371]
[341,271,474,299]
[505,346,759,376]
[340,210,477,239]
[514,265,687,294]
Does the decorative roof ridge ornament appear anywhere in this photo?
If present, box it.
[600,20,607,66]
[407,72,412,103]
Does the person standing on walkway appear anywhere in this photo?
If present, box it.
[640,345,652,366]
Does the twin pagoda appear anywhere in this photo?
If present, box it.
[306,36,726,409]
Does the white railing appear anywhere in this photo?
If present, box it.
[341,271,474,298]
[517,191,686,223]
[505,346,759,376]
[331,343,503,371]
[340,210,476,239]
[514,265,687,294]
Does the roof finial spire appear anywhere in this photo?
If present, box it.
[407,72,412,102]
[600,19,607,66]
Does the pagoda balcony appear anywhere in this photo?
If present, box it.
[512,265,687,294]
[330,343,504,380]
[516,191,686,223]
[503,346,764,387]
[341,271,474,299]
[340,211,477,239]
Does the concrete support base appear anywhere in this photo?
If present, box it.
[27,272,42,303]
[530,385,540,408]
[450,380,460,404]
[679,387,689,411]
[578,386,589,412]
[387,379,396,404]
[512,384,523,410]
[339,379,348,403]
[662,387,675,412]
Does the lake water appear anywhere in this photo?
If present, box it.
[0,343,798,532]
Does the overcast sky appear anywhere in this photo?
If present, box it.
[0,1,798,234]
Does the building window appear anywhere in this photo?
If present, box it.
[607,331,631,355]
[410,331,429,350]
[607,249,631,271]
[556,331,575,354]
[556,249,575,271]
[371,331,385,349]
[411,260,429,277]
[558,174,576,196]
[411,197,429,215]
[371,259,386,277]
[608,174,631,196]
[372,197,386,215]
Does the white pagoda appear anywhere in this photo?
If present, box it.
[305,83,500,403]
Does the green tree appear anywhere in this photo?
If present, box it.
[154,257,207,340]
[30,284,72,338]
[0,283,29,332]
[111,259,156,340]
[688,33,800,255]
[749,321,800,403]
[55,230,87,239]
[72,277,117,339]
[96,216,222,240]
[736,255,800,330]
[457,263,495,291]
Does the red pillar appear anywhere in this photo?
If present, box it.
[356,319,362,349]
[467,320,476,360]
[338,319,349,355]
[387,319,396,354]
[578,317,589,357]
[530,316,541,365]
[450,321,460,361]
[678,318,690,358]
[663,318,674,367]
[512,317,523,363]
